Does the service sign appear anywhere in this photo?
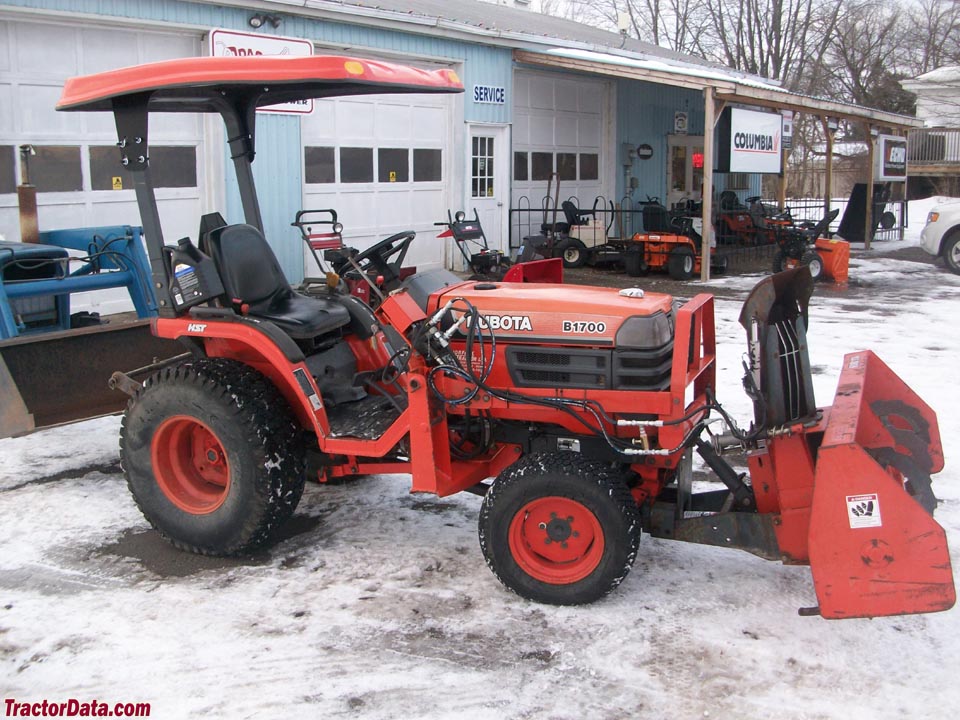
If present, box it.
[718,107,783,174]
[209,29,314,114]
[473,85,506,105]
[875,134,907,181]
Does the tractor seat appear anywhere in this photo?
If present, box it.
[561,200,592,227]
[205,224,349,339]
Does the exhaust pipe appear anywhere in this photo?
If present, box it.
[17,145,39,244]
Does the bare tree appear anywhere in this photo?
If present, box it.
[823,0,915,117]
[700,0,844,90]
[905,0,960,73]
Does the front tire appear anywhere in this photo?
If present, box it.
[942,231,960,274]
[478,453,641,605]
[120,358,306,555]
[667,246,696,280]
[801,250,824,280]
[555,238,589,268]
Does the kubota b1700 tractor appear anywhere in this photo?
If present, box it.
[56,55,955,616]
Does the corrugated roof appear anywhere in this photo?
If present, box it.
[302,0,744,73]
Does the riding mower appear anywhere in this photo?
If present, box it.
[57,54,954,617]
[772,208,841,281]
[625,199,727,280]
[716,191,793,246]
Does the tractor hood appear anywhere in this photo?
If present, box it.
[430,281,674,348]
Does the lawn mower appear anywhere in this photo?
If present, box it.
[772,208,840,281]
[625,199,727,280]
[57,54,955,617]
[716,191,793,246]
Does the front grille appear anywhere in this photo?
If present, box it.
[612,342,674,391]
[507,347,609,389]
[507,344,674,392]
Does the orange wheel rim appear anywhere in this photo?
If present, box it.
[150,416,231,514]
[508,496,604,584]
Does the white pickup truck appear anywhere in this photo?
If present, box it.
[920,199,960,274]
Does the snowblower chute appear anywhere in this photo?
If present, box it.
[742,269,954,618]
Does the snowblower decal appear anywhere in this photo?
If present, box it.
[846,494,882,529]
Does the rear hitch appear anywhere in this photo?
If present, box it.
[108,352,191,396]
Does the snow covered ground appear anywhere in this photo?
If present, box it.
[1,200,959,719]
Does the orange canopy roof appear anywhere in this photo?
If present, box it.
[58,55,463,112]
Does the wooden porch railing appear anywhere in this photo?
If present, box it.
[908,128,960,175]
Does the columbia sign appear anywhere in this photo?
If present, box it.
[726,108,783,174]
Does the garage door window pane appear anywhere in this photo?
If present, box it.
[378,148,409,183]
[531,152,553,181]
[0,146,14,194]
[149,147,197,189]
[90,146,123,190]
[31,146,82,193]
[514,152,528,181]
[580,153,599,181]
[305,146,335,184]
[341,147,373,183]
[557,153,577,181]
[414,149,442,182]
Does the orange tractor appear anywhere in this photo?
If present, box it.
[54,54,955,616]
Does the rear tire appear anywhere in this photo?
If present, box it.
[801,250,824,280]
[942,231,960,274]
[478,452,641,605]
[772,251,788,273]
[667,246,696,280]
[120,358,306,555]
[555,238,589,268]
[623,249,647,277]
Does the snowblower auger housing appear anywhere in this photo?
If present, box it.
[741,269,954,618]
[58,56,954,615]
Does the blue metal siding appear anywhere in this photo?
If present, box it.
[224,115,304,283]
[616,79,704,202]
[616,78,764,205]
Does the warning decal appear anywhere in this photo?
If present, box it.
[846,493,882,529]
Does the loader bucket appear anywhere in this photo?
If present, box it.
[808,350,954,618]
[0,320,181,439]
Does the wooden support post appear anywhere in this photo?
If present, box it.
[821,116,834,220]
[777,148,788,209]
[865,123,876,250]
[701,86,716,282]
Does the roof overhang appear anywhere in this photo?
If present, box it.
[516,48,922,131]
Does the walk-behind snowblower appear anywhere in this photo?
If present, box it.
[56,54,954,618]
[772,208,841,280]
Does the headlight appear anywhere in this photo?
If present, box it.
[927,211,940,224]
[615,312,674,349]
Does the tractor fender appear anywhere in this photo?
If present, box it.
[152,316,330,437]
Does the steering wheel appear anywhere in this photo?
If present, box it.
[346,230,417,289]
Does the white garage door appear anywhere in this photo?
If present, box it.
[0,17,203,313]
[512,71,611,231]
[301,92,453,273]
